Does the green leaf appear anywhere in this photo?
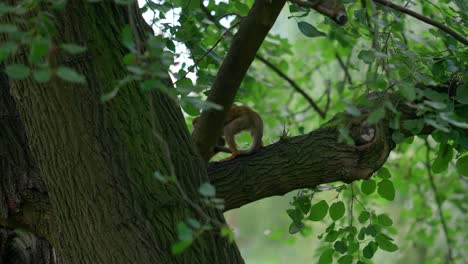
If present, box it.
[348,241,359,254]
[33,69,51,83]
[325,230,339,242]
[361,179,376,195]
[287,208,304,224]
[358,50,375,64]
[187,218,201,229]
[289,221,304,234]
[358,211,370,223]
[29,38,50,61]
[177,222,193,241]
[294,196,311,214]
[5,64,30,79]
[456,156,468,176]
[377,179,395,201]
[399,83,416,101]
[198,182,216,197]
[367,107,386,124]
[432,145,453,173]
[377,167,391,179]
[403,119,425,135]
[377,214,393,227]
[171,240,192,254]
[338,255,353,264]
[334,240,348,254]
[358,228,365,240]
[0,41,17,61]
[307,200,329,221]
[329,201,345,221]
[318,248,334,264]
[456,85,468,104]
[392,131,405,144]
[0,23,18,33]
[221,226,235,242]
[365,225,377,237]
[376,234,398,252]
[363,242,378,259]
[297,21,326,38]
[61,43,87,54]
[56,66,86,83]
[121,25,135,50]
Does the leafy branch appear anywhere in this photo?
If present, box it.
[200,5,328,119]
[173,20,241,85]
[373,0,468,45]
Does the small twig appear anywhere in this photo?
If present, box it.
[217,12,243,21]
[255,54,326,118]
[200,5,327,118]
[424,139,454,263]
[335,53,353,85]
[373,0,468,45]
[173,20,241,85]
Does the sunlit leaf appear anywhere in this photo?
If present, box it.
[361,179,376,195]
[377,214,393,227]
[376,234,398,252]
[358,211,370,223]
[377,179,395,201]
[307,200,329,221]
[171,240,192,254]
[297,21,326,38]
[318,248,334,264]
[329,201,345,221]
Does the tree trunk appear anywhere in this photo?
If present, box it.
[3,2,242,263]
[0,67,56,263]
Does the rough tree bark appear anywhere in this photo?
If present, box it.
[0,67,55,263]
[2,1,243,263]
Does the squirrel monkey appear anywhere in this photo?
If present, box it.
[192,106,264,161]
[308,0,348,25]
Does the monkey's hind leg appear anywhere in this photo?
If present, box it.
[219,117,246,161]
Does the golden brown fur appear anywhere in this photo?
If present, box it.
[192,106,264,161]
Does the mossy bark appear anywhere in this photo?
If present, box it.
[1,66,55,263]
[3,2,242,263]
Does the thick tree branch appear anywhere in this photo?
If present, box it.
[211,118,392,211]
[192,0,287,162]
[373,0,468,45]
[209,84,459,211]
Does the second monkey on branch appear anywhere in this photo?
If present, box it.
[193,106,264,161]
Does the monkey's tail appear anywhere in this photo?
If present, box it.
[240,114,263,155]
